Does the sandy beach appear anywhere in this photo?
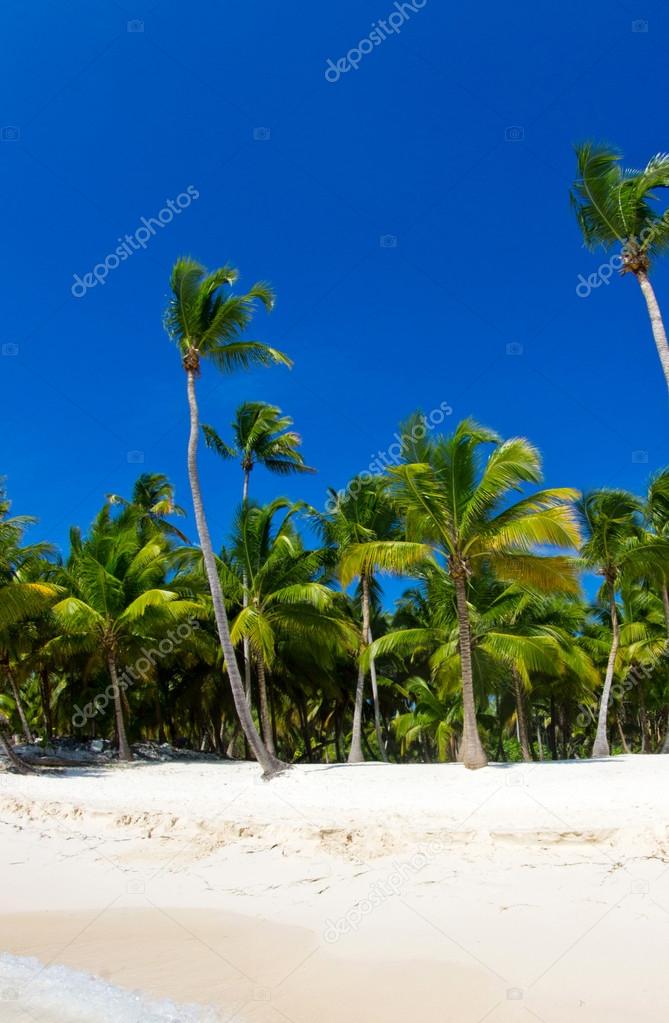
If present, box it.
[1,757,669,1021]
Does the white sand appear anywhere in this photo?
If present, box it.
[1,757,668,1021]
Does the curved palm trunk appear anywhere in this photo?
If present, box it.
[185,369,285,778]
[6,666,33,744]
[368,625,388,762]
[0,714,35,774]
[348,572,371,763]
[256,658,275,755]
[453,573,487,769]
[512,670,532,763]
[592,591,619,758]
[107,654,132,762]
[635,271,669,391]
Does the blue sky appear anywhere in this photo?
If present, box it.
[2,0,668,591]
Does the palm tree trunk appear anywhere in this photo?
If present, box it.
[635,271,669,391]
[185,369,285,777]
[0,714,35,774]
[348,572,370,763]
[616,718,631,755]
[256,658,275,755]
[453,573,487,769]
[660,584,669,753]
[592,591,619,758]
[368,625,388,763]
[40,668,53,742]
[548,696,558,760]
[512,670,532,763]
[241,469,252,710]
[639,684,649,753]
[6,666,33,744]
[107,654,132,762]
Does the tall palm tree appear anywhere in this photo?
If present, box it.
[203,402,314,712]
[570,143,669,389]
[346,419,581,769]
[164,257,290,777]
[50,511,199,761]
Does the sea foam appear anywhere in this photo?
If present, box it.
[0,953,223,1022]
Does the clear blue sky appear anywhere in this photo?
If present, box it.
[2,0,668,579]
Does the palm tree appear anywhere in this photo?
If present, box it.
[226,499,353,756]
[570,143,669,389]
[578,490,650,757]
[164,257,290,777]
[203,401,314,502]
[50,511,199,761]
[315,476,413,763]
[203,402,314,714]
[108,472,189,543]
[642,468,669,750]
[0,484,56,742]
[346,419,581,769]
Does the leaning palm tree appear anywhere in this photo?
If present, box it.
[164,257,290,777]
[345,419,581,769]
[570,143,669,389]
[203,402,314,712]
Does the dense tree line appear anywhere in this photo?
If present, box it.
[2,235,669,775]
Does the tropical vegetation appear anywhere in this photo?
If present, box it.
[2,253,669,776]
